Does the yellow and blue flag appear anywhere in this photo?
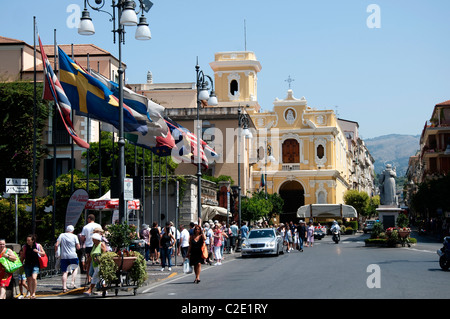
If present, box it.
[58,47,148,135]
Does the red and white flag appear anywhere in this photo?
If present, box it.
[38,35,89,149]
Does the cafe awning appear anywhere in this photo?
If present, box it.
[201,205,231,221]
[85,191,140,211]
[297,204,357,219]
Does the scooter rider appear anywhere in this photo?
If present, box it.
[331,220,341,242]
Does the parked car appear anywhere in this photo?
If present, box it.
[364,220,376,233]
[314,228,325,240]
[241,228,284,257]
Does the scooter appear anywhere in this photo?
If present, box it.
[437,236,450,271]
[332,230,340,244]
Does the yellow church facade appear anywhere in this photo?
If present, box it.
[246,89,351,219]
[208,51,351,220]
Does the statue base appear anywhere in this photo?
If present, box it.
[376,205,403,230]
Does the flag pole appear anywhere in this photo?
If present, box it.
[32,16,37,234]
[52,29,57,241]
[70,44,75,194]
[86,53,90,197]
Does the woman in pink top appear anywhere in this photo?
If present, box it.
[212,223,223,265]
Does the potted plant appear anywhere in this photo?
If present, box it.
[98,222,148,288]
[98,250,148,287]
[106,221,138,253]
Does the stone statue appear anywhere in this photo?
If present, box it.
[379,164,397,206]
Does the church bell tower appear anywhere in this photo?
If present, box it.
[209,51,262,111]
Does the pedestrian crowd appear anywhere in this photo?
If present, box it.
[1,214,328,298]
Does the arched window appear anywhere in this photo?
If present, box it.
[317,191,327,204]
[230,79,238,96]
[317,144,324,159]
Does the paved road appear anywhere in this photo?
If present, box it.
[132,233,449,300]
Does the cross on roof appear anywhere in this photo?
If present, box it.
[285,75,295,89]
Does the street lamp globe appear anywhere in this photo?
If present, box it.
[78,9,95,35]
[135,15,151,40]
[120,1,138,26]
[198,85,210,101]
[243,128,252,139]
[207,91,218,106]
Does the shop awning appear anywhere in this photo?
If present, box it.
[297,204,357,219]
[201,205,231,221]
[85,191,140,211]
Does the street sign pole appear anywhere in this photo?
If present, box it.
[6,178,28,243]
[15,194,18,243]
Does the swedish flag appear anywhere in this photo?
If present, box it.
[58,47,148,135]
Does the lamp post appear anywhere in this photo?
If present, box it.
[78,0,152,223]
[237,107,252,233]
[264,140,275,199]
[195,61,218,223]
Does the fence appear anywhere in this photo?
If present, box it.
[38,243,60,278]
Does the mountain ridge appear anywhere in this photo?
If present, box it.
[364,134,420,176]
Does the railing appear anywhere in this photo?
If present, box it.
[281,164,300,171]
[38,243,60,279]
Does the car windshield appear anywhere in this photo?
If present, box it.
[248,229,275,239]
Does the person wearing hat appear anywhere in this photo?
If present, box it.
[140,224,151,262]
[55,225,81,292]
[84,233,107,296]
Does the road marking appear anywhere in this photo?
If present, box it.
[402,247,436,254]
[142,258,239,294]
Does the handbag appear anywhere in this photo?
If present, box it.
[0,249,22,273]
[37,244,48,269]
[201,243,208,259]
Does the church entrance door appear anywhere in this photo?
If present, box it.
[279,180,304,223]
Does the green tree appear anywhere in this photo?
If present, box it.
[411,174,450,218]
[0,82,49,193]
[266,192,284,224]
[366,195,380,218]
[343,190,370,218]
[241,191,273,223]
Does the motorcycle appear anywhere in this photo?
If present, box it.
[332,229,340,244]
[437,236,450,271]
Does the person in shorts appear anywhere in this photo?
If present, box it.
[55,225,80,292]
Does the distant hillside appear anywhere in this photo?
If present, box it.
[364,134,420,176]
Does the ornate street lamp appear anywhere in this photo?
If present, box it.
[78,0,152,223]
[237,106,252,239]
[195,61,218,223]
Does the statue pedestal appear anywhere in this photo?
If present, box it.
[376,205,402,229]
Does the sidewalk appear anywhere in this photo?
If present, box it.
[11,251,238,298]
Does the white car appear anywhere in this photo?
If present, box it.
[241,228,284,257]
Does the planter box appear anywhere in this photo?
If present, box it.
[113,256,137,272]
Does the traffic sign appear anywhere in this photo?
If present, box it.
[6,185,29,194]
[124,178,134,201]
[6,178,28,186]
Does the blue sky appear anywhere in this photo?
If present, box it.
[1,0,450,139]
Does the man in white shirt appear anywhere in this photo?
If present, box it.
[80,214,101,281]
[179,224,190,263]
[55,225,80,292]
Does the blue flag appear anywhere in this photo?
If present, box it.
[58,47,148,135]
